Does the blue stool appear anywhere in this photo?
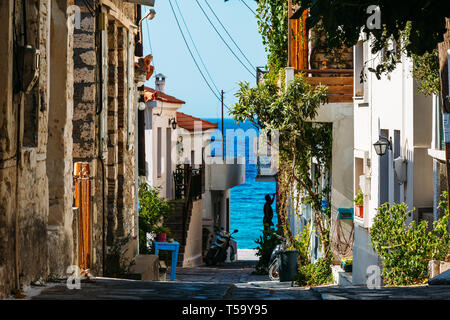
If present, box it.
[154,241,180,281]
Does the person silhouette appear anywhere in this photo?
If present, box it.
[263,193,276,230]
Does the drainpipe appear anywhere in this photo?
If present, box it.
[14,92,24,293]
[95,5,106,275]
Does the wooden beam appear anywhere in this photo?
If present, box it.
[295,68,353,74]
[100,0,138,33]
[305,77,354,85]
[288,0,292,68]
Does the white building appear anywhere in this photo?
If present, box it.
[141,75,245,266]
[351,38,434,285]
[284,62,355,264]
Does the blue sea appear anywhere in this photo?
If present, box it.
[205,118,277,249]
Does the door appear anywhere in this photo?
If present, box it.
[74,162,91,273]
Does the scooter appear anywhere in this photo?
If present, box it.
[268,234,287,281]
[205,227,238,266]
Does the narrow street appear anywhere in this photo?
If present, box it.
[23,251,450,300]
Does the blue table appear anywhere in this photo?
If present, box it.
[154,241,180,281]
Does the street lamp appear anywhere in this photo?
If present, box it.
[373,136,392,156]
[169,117,177,130]
[138,9,156,46]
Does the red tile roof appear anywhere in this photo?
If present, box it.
[176,112,218,132]
[144,86,185,104]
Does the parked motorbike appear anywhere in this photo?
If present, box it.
[205,227,238,266]
[268,234,287,281]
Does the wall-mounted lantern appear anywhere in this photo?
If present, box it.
[373,136,392,156]
[169,117,177,130]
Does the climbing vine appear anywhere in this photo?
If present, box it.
[256,0,302,78]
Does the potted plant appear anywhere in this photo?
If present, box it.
[138,183,172,252]
[154,225,170,243]
[340,256,353,272]
[354,189,364,218]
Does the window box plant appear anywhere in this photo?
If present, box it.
[354,189,364,218]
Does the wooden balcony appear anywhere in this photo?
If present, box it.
[295,69,353,103]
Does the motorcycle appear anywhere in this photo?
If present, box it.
[268,234,287,281]
[205,227,238,266]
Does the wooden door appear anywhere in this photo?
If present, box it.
[74,162,91,273]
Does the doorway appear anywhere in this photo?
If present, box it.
[74,162,92,273]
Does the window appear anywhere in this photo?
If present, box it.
[393,130,401,203]
[157,127,162,177]
[166,128,172,198]
[354,40,365,98]
[379,129,390,205]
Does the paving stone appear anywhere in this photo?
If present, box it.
[25,259,450,300]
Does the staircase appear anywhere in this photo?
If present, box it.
[163,199,194,267]
[163,164,203,267]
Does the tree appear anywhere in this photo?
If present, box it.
[295,1,449,57]
[230,75,334,258]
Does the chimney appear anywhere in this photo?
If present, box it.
[155,73,166,93]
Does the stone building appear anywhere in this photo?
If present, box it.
[0,0,148,298]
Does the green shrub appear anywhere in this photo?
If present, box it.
[296,257,333,286]
[294,223,311,266]
[369,196,449,286]
[254,228,282,274]
[138,183,172,254]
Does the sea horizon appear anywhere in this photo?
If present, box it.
[204,118,277,249]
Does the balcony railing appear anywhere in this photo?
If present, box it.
[295,69,353,103]
[173,164,203,201]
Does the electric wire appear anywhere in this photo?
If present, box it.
[203,0,255,72]
[239,0,257,16]
[194,0,256,78]
[168,0,223,104]
[174,0,220,95]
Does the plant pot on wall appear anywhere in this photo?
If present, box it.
[355,205,364,218]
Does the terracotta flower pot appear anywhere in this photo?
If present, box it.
[155,233,166,242]
[355,205,364,218]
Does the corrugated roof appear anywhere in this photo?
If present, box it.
[144,86,186,104]
[176,112,218,132]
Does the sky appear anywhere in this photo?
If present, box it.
[142,0,267,119]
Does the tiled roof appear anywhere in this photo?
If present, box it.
[176,112,218,132]
[144,86,185,104]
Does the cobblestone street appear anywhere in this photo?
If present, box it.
[24,254,450,300]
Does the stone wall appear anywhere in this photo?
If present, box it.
[309,28,353,70]
[0,0,138,298]
[47,0,76,279]
[0,0,52,297]
[72,0,137,275]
